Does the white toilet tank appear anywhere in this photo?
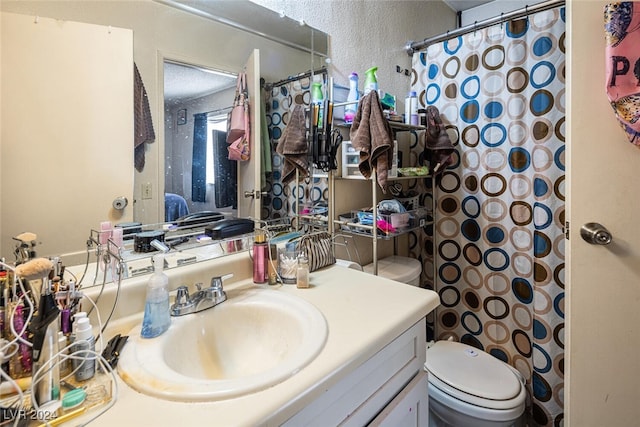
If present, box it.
[364,255,422,286]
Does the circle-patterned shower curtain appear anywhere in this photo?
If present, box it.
[412,6,565,426]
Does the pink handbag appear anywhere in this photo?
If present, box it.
[228,102,251,161]
[227,73,248,144]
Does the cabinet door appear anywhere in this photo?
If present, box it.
[368,371,429,427]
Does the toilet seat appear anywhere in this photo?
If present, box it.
[425,341,526,411]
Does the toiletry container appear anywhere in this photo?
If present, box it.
[296,254,310,288]
[311,81,324,123]
[344,72,359,123]
[363,66,378,95]
[425,341,526,426]
[405,91,418,125]
[363,255,422,287]
[71,317,95,381]
[140,254,171,338]
[253,231,268,284]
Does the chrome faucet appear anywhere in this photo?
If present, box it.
[170,274,230,316]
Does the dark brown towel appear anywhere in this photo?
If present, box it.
[349,91,393,192]
[276,104,309,184]
[134,63,155,172]
[425,105,454,176]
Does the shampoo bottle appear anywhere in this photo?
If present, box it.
[363,66,378,95]
[141,254,171,338]
[405,91,418,125]
[71,317,95,381]
[344,72,359,123]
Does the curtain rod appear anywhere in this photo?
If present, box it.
[265,67,327,90]
[192,106,232,117]
[405,0,565,55]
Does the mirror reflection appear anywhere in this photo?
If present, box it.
[163,61,238,222]
[0,0,328,285]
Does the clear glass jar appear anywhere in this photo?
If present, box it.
[296,254,310,288]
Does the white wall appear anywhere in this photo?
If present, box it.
[252,0,457,112]
[459,0,547,26]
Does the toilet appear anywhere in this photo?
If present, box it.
[425,341,526,427]
[363,255,422,286]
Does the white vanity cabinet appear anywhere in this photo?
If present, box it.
[283,320,428,426]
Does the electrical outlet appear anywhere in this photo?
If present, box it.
[142,183,152,200]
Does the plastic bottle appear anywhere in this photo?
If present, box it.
[71,317,95,381]
[141,254,171,339]
[405,91,418,125]
[311,81,324,124]
[253,231,268,284]
[344,72,359,123]
[363,66,378,96]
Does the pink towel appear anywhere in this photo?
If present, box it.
[605,2,640,145]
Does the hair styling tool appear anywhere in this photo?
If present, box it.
[30,281,60,362]
[311,103,320,168]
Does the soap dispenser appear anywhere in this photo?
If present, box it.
[141,254,171,338]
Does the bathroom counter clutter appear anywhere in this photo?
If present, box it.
[79,258,440,426]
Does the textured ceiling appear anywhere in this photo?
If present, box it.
[164,62,236,104]
[442,0,494,12]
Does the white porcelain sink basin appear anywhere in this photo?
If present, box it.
[118,287,327,401]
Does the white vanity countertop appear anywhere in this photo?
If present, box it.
[79,258,440,426]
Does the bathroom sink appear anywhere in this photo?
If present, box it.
[118,287,328,401]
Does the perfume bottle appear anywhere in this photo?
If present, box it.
[253,231,268,284]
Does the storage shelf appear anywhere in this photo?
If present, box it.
[333,218,434,241]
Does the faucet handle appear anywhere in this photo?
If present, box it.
[175,286,190,305]
[210,273,233,289]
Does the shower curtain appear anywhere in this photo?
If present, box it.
[264,73,329,221]
[412,6,565,426]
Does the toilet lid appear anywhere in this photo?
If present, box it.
[425,341,521,401]
[363,256,422,283]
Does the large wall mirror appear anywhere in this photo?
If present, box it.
[0,0,328,281]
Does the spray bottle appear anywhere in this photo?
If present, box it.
[363,66,379,95]
[344,72,359,123]
[311,81,324,124]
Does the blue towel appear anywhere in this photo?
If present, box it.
[165,193,189,222]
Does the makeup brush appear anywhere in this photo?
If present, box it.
[14,258,53,281]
